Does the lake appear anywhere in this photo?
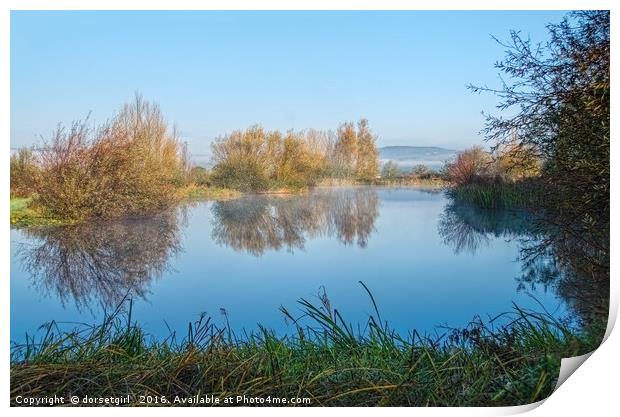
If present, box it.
[10,187,568,343]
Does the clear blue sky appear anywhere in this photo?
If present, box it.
[11,10,567,157]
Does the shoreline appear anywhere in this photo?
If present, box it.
[10,181,447,228]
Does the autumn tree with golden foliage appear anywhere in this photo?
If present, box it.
[211,119,379,190]
[355,119,380,181]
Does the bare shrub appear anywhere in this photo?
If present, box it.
[10,147,39,197]
[32,95,189,220]
[381,161,401,180]
[445,146,493,186]
[491,139,541,182]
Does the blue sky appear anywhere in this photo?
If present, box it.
[11,10,567,157]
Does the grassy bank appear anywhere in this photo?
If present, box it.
[316,177,447,188]
[10,288,603,407]
[10,197,75,228]
[375,178,447,188]
[176,185,241,201]
[10,181,443,228]
[10,186,241,228]
[447,181,542,210]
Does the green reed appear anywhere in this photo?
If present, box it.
[11,283,603,407]
[447,181,542,210]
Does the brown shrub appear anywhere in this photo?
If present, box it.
[445,146,492,186]
[31,95,189,220]
[211,126,332,191]
[491,140,541,182]
[10,147,39,197]
[210,120,379,191]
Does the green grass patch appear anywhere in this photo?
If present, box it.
[177,185,241,201]
[10,196,75,228]
[10,284,603,407]
[376,177,448,188]
[10,197,31,212]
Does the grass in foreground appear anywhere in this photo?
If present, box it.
[11,284,603,407]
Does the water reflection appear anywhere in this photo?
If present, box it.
[17,209,185,310]
[16,189,380,311]
[13,188,593,341]
[210,188,380,256]
[437,201,562,292]
[438,202,533,254]
[517,236,609,326]
[438,199,608,327]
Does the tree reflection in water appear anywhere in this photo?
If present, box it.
[437,201,533,255]
[210,188,379,256]
[518,233,609,327]
[438,200,608,328]
[18,209,185,310]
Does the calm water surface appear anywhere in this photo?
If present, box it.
[10,187,567,342]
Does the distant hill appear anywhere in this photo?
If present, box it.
[379,146,457,171]
[190,145,457,171]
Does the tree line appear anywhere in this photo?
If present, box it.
[10,95,381,220]
[209,119,379,191]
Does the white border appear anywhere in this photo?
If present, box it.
[2,1,617,415]
[0,1,614,11]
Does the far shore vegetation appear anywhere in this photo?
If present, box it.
[10,11,609,407]
[10,96,446,227]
